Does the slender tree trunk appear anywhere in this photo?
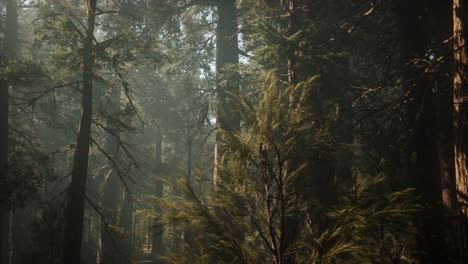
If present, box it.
[285,0,296,85]
[187,131,192,185]
[146,219,151,250]
[282,1,301,263]
[63,1,97,263]
[436,48,459,262]
[453,1,468,262]
[0,1,17,263]
[213,0,240,184]
[427,1,460,257]
[398,0,448,261]
[151,127,164,262]
[184,109,194,245]
[118,187,133,262]
[0,59,9,264]
[99,85,122,264]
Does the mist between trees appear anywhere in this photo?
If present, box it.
[0,0,467,263]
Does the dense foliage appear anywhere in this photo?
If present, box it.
[0,0,466,263]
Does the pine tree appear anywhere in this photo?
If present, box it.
[62,1,97,263]
[156,70,419,263]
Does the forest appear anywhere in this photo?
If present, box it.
[0,0,467,263]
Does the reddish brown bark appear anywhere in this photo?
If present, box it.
[453,0,468,262]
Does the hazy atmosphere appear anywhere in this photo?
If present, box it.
[0,0,468,263]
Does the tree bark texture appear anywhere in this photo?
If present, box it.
[453,0,468,262]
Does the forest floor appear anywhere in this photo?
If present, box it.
[134,246,155,264]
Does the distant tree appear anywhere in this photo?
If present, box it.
[145,0,241,186]
[213,0,240,184]
[98,84,124,264]
[0,0,18,263]
[151,125,164,261]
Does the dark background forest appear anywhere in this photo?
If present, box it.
[0,0,467,263]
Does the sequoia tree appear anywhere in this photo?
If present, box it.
[62,0,97,263]
[453,0,468,262]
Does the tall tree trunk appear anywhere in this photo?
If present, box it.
[62,1,97,263]
[0,0,17,263]
[187,130,192,185]
[429,1,459,257]
[151,127,164,262]
[118,187,133,262]
[213,0,240,184]
[282,1,302,263]
[99,85,122,264]
[398,0,448,261]
[453,1,468,262]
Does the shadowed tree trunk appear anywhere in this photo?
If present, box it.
[453,1,468,262]
[0,0,17,263]
[282,1,299,262]
[151,127,164,262]
[398,0,450,261]
[99,85,122,264]
[118,187,133,262]
[428,1,460,258]
[62,1,97,263]
[213,0,240,185]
